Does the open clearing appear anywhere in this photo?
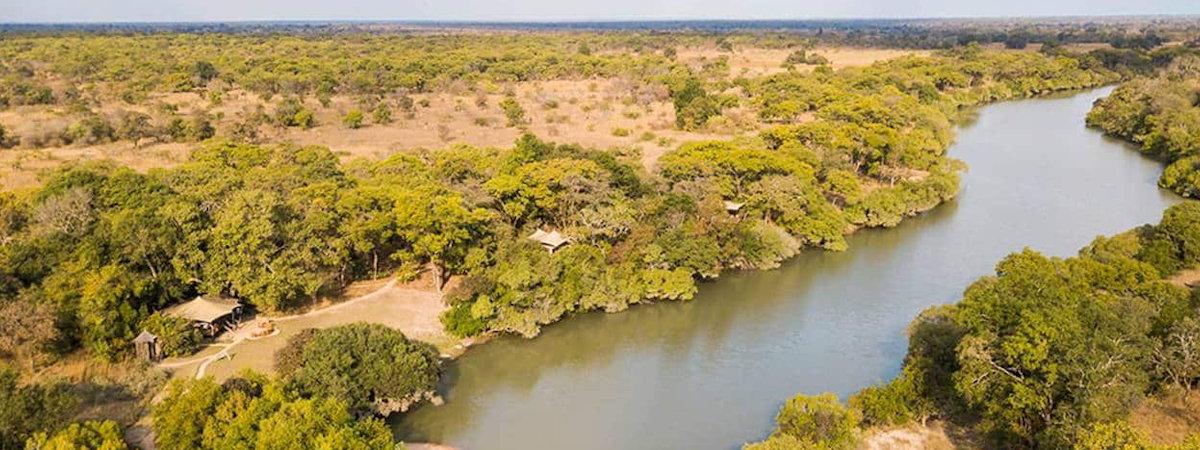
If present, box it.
[162,277,455,382]
[0,46,924,189]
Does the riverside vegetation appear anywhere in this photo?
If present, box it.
[748,60,1200,450]
[0,27,1193,448]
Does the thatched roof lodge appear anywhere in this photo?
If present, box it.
[723,200,745,213]
[528,229,570,253]
[163,295,244,336]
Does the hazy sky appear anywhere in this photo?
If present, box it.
[2,0,1198,23]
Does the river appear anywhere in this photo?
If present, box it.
[395,87,1181,449]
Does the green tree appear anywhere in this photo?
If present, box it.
[393,185,492,290]
[276,323,441,414]
[25,420,128,450]
[769,393,861,449]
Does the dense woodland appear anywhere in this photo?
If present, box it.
[0,27,1198,449]
[1087,59,1200,198]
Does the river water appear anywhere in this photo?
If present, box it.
[396,87,1181,449]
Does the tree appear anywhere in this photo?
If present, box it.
[1154,317,1200,392]
[116,111,153,147]
[393,185,492,290]
[769,393,861,449]
[953,250,1154,445]
[140,313,202,358]
[276,323,441,414]
[154,376,395,450]
[25,420,128,450]
[0,300,60,371]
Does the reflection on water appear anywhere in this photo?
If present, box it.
[395,87,1181,450]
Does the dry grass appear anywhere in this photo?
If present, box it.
[1130,390,1200,446]
[0,45,934,189]
[859,421,981,450]
[676,45,931,78]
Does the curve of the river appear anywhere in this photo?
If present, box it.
[396,87,1181,450]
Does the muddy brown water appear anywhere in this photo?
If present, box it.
[395,87,1182,449]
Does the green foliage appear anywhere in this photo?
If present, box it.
[1087,67,1200,198]
[0,367,77,450]
[753,393,861,450]
[275,98,316,129]
[816,204,1200,448]
[666,72,720,130]
[500,96,526,127]
[152,376,394,450]
[343,109,365,129]
[372,102,392,125]
[140,313,202,358]
[275,323,441,414]
[1072,421,1152,450]
[25,420,128,450]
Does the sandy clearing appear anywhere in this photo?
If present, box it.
[164,278,453,382]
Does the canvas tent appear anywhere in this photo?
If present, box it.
[528,229,571,253]
[163,295,243,336]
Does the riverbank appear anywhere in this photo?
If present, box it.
[395,87,1183,449]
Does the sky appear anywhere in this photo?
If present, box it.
[1,0,1198,23]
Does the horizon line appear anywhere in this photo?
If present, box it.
[4,13,1200,26]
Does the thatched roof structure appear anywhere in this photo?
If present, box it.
[163,295,241,323]
[528,229,570,252]
[133,330,158,344]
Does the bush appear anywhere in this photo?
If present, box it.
[66,115,115,145]
[275,98,315,129]
[0,122,16,149]
[372,102,392,124]
[771,393,861,449]
[848,368,926,427]
[342,109,364,129]
[25,420,129,450]
[611,127,631,137]
[140,313,203,358]
[440,302,489,338]
[500,96,526,127]
[276,323,440,413]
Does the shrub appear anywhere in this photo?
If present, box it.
[440,302,489,337]
[140,313,203,358]
[372,102,392,124]
[275,98,315,129]
[343,109,364,129]
[611,127,631,137]
[772,393,861,449]
[25,420,129,450]
[276,323,440,414]
[500,96,526,127]
[66,115,115,145]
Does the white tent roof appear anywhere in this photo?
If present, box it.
[163,296,241,323]
[528,229,570,248]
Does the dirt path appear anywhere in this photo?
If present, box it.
[161,279,453,381]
